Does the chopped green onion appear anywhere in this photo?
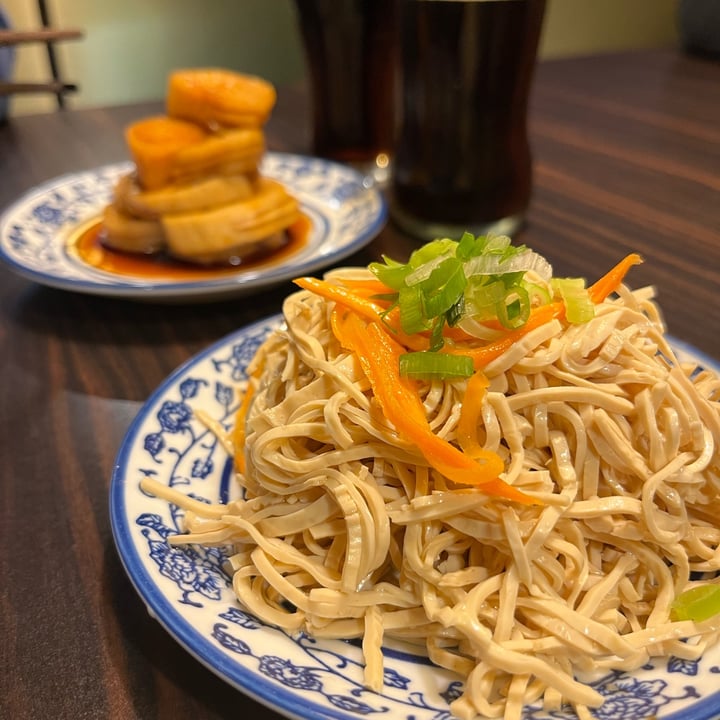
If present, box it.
[497,285,530,329]
[484,235,513,254]
[398,285,429,335]
[420,257,467,318]
[465,280,506,320]
[408,238,457,268]
[368,256,409,290]
[523,280,552,307]
[367,232,595,350]
[399,352,474,380]
[445,297,464,327]
[671,584,720,622]
[464,248,550,280]
[428,316,445,352]
[406,254,451,286]
[552,277,595,324]
[456,231,480,260]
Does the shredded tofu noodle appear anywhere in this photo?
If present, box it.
[142,274,720,720]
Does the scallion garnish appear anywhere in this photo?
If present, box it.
[399,352,474,380]
[551,277,595,324]
[398,285,429,335]
[368,232,595,380]
[671,584,720,622]
[497,285,531,330]
[420,257,467,319]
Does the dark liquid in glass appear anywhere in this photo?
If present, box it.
[392,0,546,236]
[294,0,396,165]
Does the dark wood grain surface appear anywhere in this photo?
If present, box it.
[1,49,719,720]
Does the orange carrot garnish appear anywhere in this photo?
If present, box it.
[457,371,493,460]
[333,277,396,298]
[294,276,388,324]
[331,307,534,503]
[588,253,644,304]
[444,302,565,370]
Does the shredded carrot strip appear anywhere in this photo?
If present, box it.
[334,277,395,298]
[331,277,484,344]
[331,307,534,504]
[294,277,482,350]
[470,317,507,332]
[445,302,565,370]
[456,371,493,461]
[294,277,388,323]
[294,276,426,349]
[296,275,567,370]
[588,253,643,304]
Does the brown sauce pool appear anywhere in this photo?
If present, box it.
[68,214,312,281]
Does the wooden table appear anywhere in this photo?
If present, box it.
[1,49,719,719]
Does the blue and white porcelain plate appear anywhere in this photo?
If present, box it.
[110,320,720,720]
[0,154,387,301]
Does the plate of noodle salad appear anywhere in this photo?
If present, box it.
[110,233,720,720]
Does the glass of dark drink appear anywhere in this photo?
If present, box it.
[391,0,546,240]
[293,0,398,186]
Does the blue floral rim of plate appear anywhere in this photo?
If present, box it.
[109,320,720,720]
[0,153,387,301]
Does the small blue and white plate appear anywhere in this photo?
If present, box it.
[0,153,387,301]
[110,319,720,720]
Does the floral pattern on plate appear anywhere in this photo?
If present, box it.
[110,319,720,720]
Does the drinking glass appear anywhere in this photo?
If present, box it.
[293,0,398,186]
[391,0,547,240]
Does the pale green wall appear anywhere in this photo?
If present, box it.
[4,0,679,117]
[4,0,306,116]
